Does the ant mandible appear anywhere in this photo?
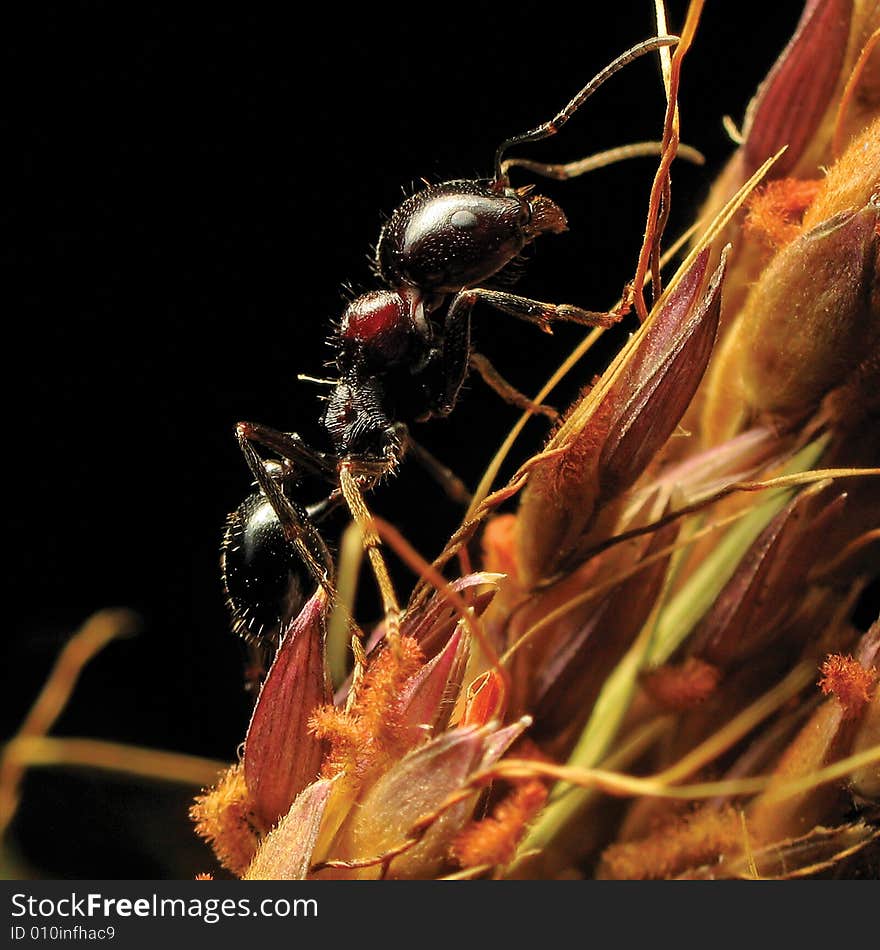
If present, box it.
[221,34,679,647]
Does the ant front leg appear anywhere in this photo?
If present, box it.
[431,288,580,421]
[434,291,561,420]
[458,287,625,334]
[235,421,336,594]
[336,461,402,642]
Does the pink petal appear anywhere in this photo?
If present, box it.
[599,248,726,496]
[331,718,529,878]
[518,247,726,582]
[743,0,853,176]
[334,573,501,705]
[244,590,331,828]
[396,626,470,744]
[403,572,502,658]
[244,778,336,880]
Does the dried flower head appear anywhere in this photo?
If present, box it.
[183,1,879,882]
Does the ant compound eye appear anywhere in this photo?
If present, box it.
[450,209,479,230]
[377,180,530,293]
[221,492,313,646]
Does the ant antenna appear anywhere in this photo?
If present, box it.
[499,140,705,182]
[493,34,680,185]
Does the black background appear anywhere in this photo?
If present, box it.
[6,2,811,878]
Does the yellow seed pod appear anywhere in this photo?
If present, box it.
[700,121,879,442]
[737,199,878,423]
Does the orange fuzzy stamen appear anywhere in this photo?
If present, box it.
[744,178,823,249]
[450,780,548,870]
[600,805,741,880]
[190,763,263,876]
[310,636,425,782]
[642,657,721,711]
[818,654,877,719]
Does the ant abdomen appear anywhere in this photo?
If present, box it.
[377,180,566,293]
[221,491,316,645]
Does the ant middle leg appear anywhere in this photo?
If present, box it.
[336,461,401,642]
[425,291,562,423]
[402,431,473,505]
[469,351,559,421]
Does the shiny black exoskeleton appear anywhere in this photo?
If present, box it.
[222,492,313,643]
[222,35,678,646]
[321,183,570,461]
[378,180,543,292]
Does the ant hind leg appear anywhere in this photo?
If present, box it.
[235,420,337,479]
[235,422,336,594]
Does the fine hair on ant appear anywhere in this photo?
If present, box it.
[221,33,681,651]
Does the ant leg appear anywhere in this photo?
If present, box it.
[404,434,473,505]
[493,35,679,182]
[235,422,336,595]
[469,351,558,421]
[236,420,337,479]
[457,287,624,334]
[426,289,474,418]
[337,462,401,641]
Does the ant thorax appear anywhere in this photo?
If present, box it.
[318,179,572,461]
[336,289,430,372]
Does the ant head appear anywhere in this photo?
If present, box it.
[376,180,567,294]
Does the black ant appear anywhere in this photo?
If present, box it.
[221,35,679,647]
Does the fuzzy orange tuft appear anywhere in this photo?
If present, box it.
[450,780,548,871]
[190,763,263,876]
[744,178,823,249]
[803,116,880,229]
[310,636,425,783]
[642,657,721,710]
[481,514,520,581]
[194,873,213,881]
[599,805,742,880]
[818,653,878,719]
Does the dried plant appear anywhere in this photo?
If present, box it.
[5,0,878,880]
[187,0,879,880]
